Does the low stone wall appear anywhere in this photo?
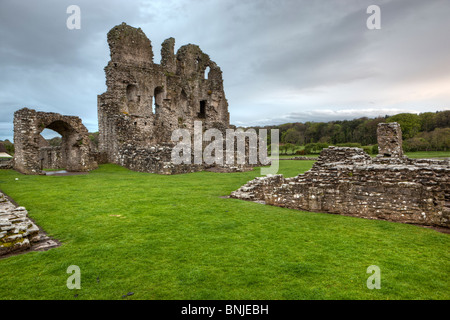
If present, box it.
[231,147,450,228]
[117,143,262,174]
[0,159,13,170]
[0,192,59,257]
[118,144,204,175]
[0,192,40,256]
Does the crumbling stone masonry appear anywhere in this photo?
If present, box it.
[97,23,231,174]
[231,123,450,228]
[0,191,58,257]
[377,121,403,158]
[13,108,98,175]
[39,146,63,170]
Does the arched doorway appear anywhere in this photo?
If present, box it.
[39,128,63,171]
[13,108,97,175]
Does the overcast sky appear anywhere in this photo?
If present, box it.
[1,0,449,140]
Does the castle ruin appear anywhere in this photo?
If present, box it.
[97,23,231,174]
[13,23,237,175]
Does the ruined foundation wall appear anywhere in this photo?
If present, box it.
[231,145,450,228]
[0,192,40,256]
[117,143,204,175]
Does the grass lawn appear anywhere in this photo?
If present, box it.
[404,151,450,158]
[0,161,448,300]
[277,150,450,159]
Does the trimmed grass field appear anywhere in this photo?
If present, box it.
[0,161,449,300]
[278,150,450,159]
[404,151,450,159]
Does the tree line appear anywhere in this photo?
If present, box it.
[1,110,449,156]
[250,110,450,154]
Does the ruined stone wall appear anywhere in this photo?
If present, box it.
[13,108,97,175]
[0,192,58,257]
[117,143,204,175]
[116,140,260,175]
[377,122,403,157]
[0,192,40,256]
[0,160,13,170]
[39,146,63,170]
[98,23,230,173]
[231,123,450,228]
[231,148,449,227]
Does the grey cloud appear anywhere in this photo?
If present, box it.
[1,0,449,141]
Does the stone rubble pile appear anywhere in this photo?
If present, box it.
[0,192,58,257]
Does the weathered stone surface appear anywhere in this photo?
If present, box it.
[231,124,450,228]
[0,192,36,256]
[0,191,59,257]
[39,146,63,170]
[97,23,231,174]
[13,108,98,175]
[377,122,403,158]
[0,159,13,169]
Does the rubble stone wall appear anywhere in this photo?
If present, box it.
[0,160,13,170]
[117,143,204,175]
[0,192,40,256]
[231,123,450,228]
[97,23,231,173]
[39,146,63,170]
[13,108,97,175]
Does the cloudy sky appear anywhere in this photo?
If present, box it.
[1,0,449,140]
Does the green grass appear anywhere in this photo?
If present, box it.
[277,150,450,159]
[404,151,450,158]
[0,161,448,300]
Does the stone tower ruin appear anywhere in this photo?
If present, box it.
[97,23,230,171]
[376,122,403,158]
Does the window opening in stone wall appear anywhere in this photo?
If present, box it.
[198,100,206,119]
[126,84,138,102]
[154,87,164,117]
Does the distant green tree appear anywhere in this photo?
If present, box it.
[89,132,100,148]
[434,110,450,128]
[2,140,14,155]
[419,112,436,132]
[284,128,304,145]
[386,113,421,139]
[284,143,295,154]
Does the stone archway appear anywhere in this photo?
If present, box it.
[13,108,98,175]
